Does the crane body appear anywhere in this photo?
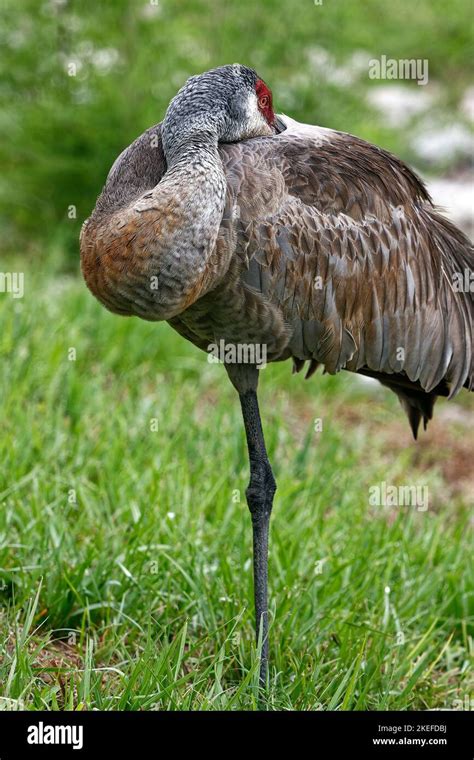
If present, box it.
[80,65,473,685]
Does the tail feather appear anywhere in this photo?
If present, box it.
[391,388,437,439]
[358,368,450,439]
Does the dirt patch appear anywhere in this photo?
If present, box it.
[32,639,83,684]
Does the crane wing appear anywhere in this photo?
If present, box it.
[218,116,473,433]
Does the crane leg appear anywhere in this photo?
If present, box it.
[239,388,276,687]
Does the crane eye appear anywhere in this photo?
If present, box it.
[259,95,269,108]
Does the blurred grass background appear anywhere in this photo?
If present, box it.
[0,0,472,258]
[0,0,472,710]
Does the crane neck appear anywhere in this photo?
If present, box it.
[164,125,220,170]
[137,119,229,320]
[81,117,231,322]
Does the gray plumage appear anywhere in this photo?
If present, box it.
[81,66,472,437]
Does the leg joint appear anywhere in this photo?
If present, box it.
[246,458,276,518]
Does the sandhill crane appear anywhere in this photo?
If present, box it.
[80,64,473,686]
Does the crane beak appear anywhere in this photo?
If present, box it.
[273,114,287,134]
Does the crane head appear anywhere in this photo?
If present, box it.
[162,64,277,159]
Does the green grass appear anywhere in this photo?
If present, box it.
[0,253,472,710]
[1,0,472,258]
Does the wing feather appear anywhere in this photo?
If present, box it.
[218,118,473,420]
